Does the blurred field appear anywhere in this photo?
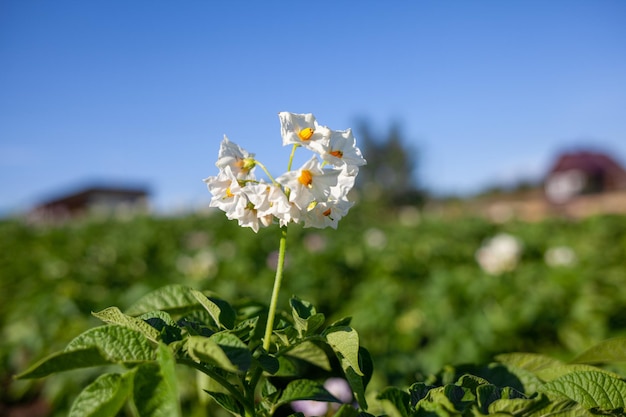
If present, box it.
[2,204,626,415]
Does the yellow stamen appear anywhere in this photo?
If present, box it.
[225,187,234,198]
[298,127,314,141]
[329,150,343,158]
[298,169,313,187]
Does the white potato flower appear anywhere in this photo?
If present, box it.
[303,199,354,229]
[216,135,256,179]
[278,111,330,153]
[244,182,296,227]
[203,165,244,217]
[275,156,341,210]
[204,113,365,231]
[321,128,367,174]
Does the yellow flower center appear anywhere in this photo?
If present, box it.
[235,158,255,171]
[298,169,313,187]
[329,150,343,158]
[225,187,234,198]
[298,127,314,141]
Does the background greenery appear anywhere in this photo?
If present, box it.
[2,204,626,415]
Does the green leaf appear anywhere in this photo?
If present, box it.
[495,352,566,392]
[540,370,626,411]
[415,385,473,414]
[290,297,325,336]
[93,307,160,343]
[156,343,180,413]
[496,352,565,373]
[257,352,280,374]
[262,378,279,398]
[276,379,341,407]
[204,391,244,417]
[346,348,374,411]
[126,284,201,316]
[409,382,435,406]
[524,399,593,417]
[486,392,550,416]
[273,356,299,377]
[325,327,363,376]
[377,386,411,417]
[571,336,626,365]
[17,347,113,379]
[187,335,239,373]
[475,384,526,414]
[210,332,251,372]
[137,310,177,327]
[332,404,361,417]
[327,316,352,329]
[443,384,474,412]
[17,325,155,379]
[191,289,236,330]
[66,325,155,362]
[285,341,332,371]
[132,345,181,417]
[325,327,369,409]
[456,374,489,392]
[536,364,623,382]
[138,311,183,343]
[68,372,132,417]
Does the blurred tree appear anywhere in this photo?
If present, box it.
[355,120,427,206]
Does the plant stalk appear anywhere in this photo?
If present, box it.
[263,227,288,352]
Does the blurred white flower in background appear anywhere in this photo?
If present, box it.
[398,205,421,227]
[291,378,353,416]
[176,249,218,281]
[364,227,387,250]
[545,245,577,267]
[475,233,523,275]
[303,233,327,253]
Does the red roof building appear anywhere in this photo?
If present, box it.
[544,151,626,204]
[30,185,150,222]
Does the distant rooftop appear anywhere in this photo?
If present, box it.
[30,184,150,222]
[545,151,626,204]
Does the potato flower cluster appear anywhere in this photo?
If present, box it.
[203,112,366,232]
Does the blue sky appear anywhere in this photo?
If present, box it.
[2,1,625,214]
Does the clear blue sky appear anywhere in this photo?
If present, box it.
[2,0,625,214]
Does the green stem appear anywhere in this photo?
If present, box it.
[263,227,288,352]
[254,160,278,185]
[287,144,298,171]
[261,144,297,351]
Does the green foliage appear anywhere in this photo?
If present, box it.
[3,211,626,415]
[377,341,626,416]
[17,285,372,417]
[15,284,626,416]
